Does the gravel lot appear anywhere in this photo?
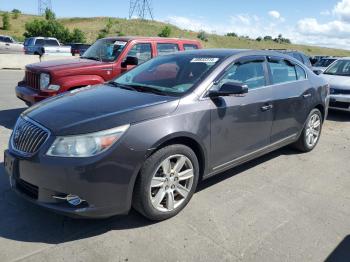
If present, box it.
[0,70,349,262]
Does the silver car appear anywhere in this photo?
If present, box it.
[322,58,350,112]
[0,35,24,54]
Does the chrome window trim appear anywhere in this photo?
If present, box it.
[198,56,309,100]
[10,115,51,157]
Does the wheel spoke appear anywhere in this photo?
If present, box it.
[162,159,171,175]
[308,134,313,145]
[152,188,166,207]
[178,169,194,181]
[176,184,189,198]
[313,120,321,129]
[166,191,175,211]
[174,156,186,172]
[151,177,166,188]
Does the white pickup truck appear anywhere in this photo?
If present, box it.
[0,35,24,54]
[24,37,71,56]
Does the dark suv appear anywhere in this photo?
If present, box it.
[4,49,329,221]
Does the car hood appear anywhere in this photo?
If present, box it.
[23,85,180,136]
[26,58,106,72]
[321,74,350,90]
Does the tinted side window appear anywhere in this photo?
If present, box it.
[0,36,4,42]
[157,43,179,56]
[4,37,12,43]
[183,44,198,50]
[219,60,266,89]
[296,65,306,80]
[35,39,44,45]
[127,43,152,64]
[269,60,297,84]
[45,40,59,46]
[301,54,312,68]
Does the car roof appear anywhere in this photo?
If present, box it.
[165,49,304,60]
[103,36,200,42]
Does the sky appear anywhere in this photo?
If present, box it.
[2,0,350,49]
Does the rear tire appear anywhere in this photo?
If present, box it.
[293,108,323,152]
[133,144,199,221]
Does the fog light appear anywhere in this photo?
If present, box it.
[52,194,85,206]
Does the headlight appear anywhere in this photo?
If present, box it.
[46,124,130,157]
[40,73,50,90]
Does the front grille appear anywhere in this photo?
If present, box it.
[16,179,39,199]
[25,70,40,90]
[331,88,350,95]
[330,101,350,109]
[11,117,49,155]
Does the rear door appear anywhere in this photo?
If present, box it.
[267,56,310,143]
[209,56,274,170]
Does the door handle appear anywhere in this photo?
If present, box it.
[5,43,10,46]
[303,93,312,98]
[261,104,273,111]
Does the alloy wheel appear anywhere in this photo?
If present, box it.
[150,154,194,212]
[305,113,321,148]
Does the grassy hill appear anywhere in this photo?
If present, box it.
[1,12,350,56]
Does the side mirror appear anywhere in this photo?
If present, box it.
[121,56,138,68]
[209,82,248,97]
[313,69,323,75]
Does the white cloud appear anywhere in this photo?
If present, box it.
[320,10,331,16]
[333,0,350,22]
[268,10,281,19]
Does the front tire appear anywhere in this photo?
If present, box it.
[133,144,199,221]
[293,108,323,152]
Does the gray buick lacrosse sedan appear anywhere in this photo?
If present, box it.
[4,49,329,220]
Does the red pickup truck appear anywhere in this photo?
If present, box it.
[16,36,202,105]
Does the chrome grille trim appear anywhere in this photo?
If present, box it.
[10,116,50,156]
[25,70,40,90]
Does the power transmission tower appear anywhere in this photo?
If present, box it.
[129,0,154,20]
[38,0,52,15]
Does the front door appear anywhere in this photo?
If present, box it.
[209,56,274,170]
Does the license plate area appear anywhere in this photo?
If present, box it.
[4,151,19,187]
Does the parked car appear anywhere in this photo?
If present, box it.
[270,49,312,69]
[24,37,71,56]
[0,35,24,54]
[66,43,91,56]
[312,57,338,74]
[4,49,329,220]
[310,56,329,66]
[321,58,350,112]
[16,36,202,106]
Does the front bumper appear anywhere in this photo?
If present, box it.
[16,84,56,105]
[329,94,350,112]
[4,144,143,218]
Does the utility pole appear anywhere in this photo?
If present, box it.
[38,0,52,15]
[129,0,154,20]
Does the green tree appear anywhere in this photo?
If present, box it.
[105,18,114,33]
[45,8,56,20]
[96,31,108,40]
[12,9,21,19]
[197,31,208,42]
[263,35,273,41]
[2,12,10,30]
[158,26,171,37]
[226,32,237,37]
[24,19,70,43]
[256,36,263,42]
[68,28,86,43]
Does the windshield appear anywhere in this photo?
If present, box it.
[82,39,126,62]
[324,60,350,76]
[113,53,222,96]
[314,58,336,67]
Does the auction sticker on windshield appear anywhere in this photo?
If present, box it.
[114,41,127,46]
[190,58,219,63]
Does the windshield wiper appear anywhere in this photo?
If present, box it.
[108,82,139,91]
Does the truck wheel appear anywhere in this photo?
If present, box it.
[293,108,323,152]
[133,144,199,221]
